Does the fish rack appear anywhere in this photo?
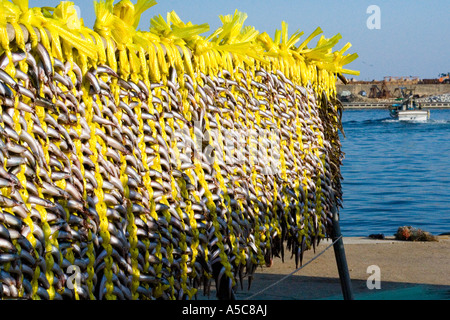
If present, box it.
[0,0,356,300]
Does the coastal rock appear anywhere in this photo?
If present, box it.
[394,226,438,242]
[417,93,450,103]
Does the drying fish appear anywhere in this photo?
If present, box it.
[0,0,356,302]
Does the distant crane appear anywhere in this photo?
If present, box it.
[393,86,415,99]
[438,73,450,83]
[369,81,391,98]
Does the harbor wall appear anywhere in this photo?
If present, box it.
[337,83,450,97]
[343,102,450,109]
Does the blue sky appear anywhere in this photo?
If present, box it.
[31,0,450,81]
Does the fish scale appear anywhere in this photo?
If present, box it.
[0,1,356,300]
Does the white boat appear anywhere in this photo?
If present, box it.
[389,96,430,121]
[397,109,430,121]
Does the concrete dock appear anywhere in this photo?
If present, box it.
[198,236,450,300]
[233,236,450,300]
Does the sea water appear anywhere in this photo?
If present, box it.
[338,109,450,237]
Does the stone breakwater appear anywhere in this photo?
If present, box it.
[417,93,450,103]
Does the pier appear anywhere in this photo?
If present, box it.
[343,102,450,110]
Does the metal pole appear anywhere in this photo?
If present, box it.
[331,201,354,300]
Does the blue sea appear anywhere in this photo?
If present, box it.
[338,109,450,237]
